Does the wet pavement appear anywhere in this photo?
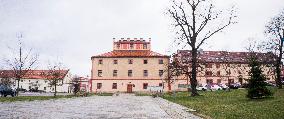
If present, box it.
[0,94,200,119]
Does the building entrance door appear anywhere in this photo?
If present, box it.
[127,84,132,93]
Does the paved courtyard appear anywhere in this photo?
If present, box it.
[0,94,200,119]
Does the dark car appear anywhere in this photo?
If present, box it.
[0,85,17,97]
[18,88,27,92]
[264,81,276,87]
[229,83,241,89]
[241,83,249,88]
[29,88,46,93]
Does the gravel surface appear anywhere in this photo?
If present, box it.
[0,94,200,119]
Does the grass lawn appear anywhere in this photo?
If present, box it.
[163,88,284,119]
[0,95,76,102]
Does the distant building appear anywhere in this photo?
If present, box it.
[91,38,170,93]
[172,50,276,89]
[0,70,72,93]
[76,77,91,92]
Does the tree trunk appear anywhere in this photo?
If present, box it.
[17,78,20,89]
[54,81,57,97]
[17,78,20,96]
[276,40,283,89]
[190,48,199,96]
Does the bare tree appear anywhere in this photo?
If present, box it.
[167,0,237,96]
[264,9,284,89]
[170,51,205,92]
[45,62,66,97]
[4,35,38,93]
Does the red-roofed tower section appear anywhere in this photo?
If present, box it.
[113,38,151,51]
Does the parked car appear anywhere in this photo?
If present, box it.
[218,84,229,90]
[241,83,249,88]
[29,88,46,93]
[264,81,276,87]
[196,84,207,91]
[209,84,222,91]
[0,85,17,97]
[229,83,241,89]
[18,88,27,92]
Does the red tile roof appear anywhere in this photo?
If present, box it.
[0,70,69,79]
[175,50,277,63]
[91,50,169,58]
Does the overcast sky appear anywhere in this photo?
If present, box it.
[0,0,283,77]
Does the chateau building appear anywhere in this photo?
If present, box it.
[172,50,276,88]
[0,70,72,93]
[91,38,170,93]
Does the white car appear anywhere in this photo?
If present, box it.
[219,84,229,90]
[196,84,208,91]
[209,84,222,91]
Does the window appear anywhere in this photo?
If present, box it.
[143,70,148,77]
[159,59,164,64]
[206,79,213,84]
[21,80,23,82]
[159,70,163,77]
[227,70,231,75]
[238,70,242,74]
[29,80,30,82]
[98,59,103,64]
[112,70,118,77]
[116,44,120,49]
[216,63,220,68]
[29,86,31,89]
[36,81,38,83]
[113,60,118,64]
[217,79,222,84]
[97,83,102,89]
[205,63,212,68]
[205,71,212,76]
[128,70,132,77]
[143,83,148,89]
[217,71,221,76]
[112,83,117,89]
[128,59,133,64]
[45,80,48,83]
[130,44,134,49]
[143,59,148,64]
[98,70,102,77]
[159,83,163,87]
[143,44,147,49]
[44,87,46,90]
[228,79,234,84]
